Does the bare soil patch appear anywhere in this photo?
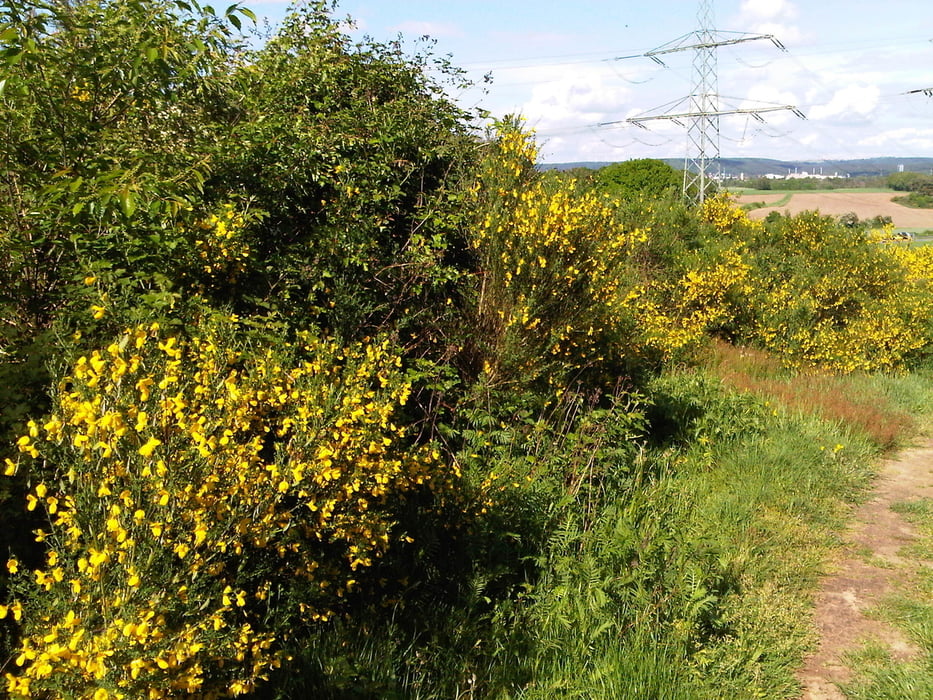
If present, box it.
[798,441,933,699]
[737,192,933,229]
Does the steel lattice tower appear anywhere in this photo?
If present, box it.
[684,0,719,202]
[602,0,805,203]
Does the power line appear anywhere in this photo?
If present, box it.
[447,22,930,165]
[457,34,931,74]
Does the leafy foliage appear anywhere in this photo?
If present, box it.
[737,210,933,371]
[210,3,478,343]
[888,170,933,194]
[0,0,255,462]
[0,0,249,328]
[594,158,683,200]
[3,0,933,697]
[465,121,645,392]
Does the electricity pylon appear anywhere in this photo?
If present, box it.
[604,0,804,203]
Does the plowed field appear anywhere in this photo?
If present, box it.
[736,191,933,229]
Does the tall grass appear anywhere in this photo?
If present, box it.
[707,340,921,450]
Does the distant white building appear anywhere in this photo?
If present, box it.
[760,170,843,180]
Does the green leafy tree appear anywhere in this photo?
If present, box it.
[211,4,479,345]
[0,0,481,434]
[0,0,253,322]
[594,159,682,200]
[888,170,933,193]
[0,0,254,434]
[0,0,262,673]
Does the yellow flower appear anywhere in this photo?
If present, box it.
[138,437,161,457]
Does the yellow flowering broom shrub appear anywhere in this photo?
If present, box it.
[698,191,761,235]
[190,203,255,284]
[621,247,753,362]
[741,211,933,372]
[2,322,453,698]
[605,193,757,363]
[467,121,646,388]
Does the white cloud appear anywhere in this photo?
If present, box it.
[488,63,653,162]
[483,63,634,126]
[752,21,803,44]
[859,127,933,152]
[741,84,798,109]
[739,0,799,22]
[808,84,881,121]
[736,0,804,46]
[461,2,931,162]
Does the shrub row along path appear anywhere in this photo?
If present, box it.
[739,191,933,229]
[798,439,933,699]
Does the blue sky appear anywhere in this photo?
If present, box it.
[246,1,933,164]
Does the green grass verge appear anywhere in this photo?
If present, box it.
[740,193,792,211]
[893,192,933,209]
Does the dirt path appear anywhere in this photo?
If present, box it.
[798,440,933,699]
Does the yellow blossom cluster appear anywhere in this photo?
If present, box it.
[468,124,646,385]
[3,323,453,698]
[699,192,762,235]
[866,222,897,242]
[744,212,933,372]
[622,248,753,360]
[887,242,933,282]
[190,203,252,280]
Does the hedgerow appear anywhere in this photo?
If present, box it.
[4,0,933,697]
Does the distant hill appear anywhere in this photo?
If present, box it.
[542,157,933,178]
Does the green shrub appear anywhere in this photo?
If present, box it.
[740,211,933,371]
[212,3,478,345]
